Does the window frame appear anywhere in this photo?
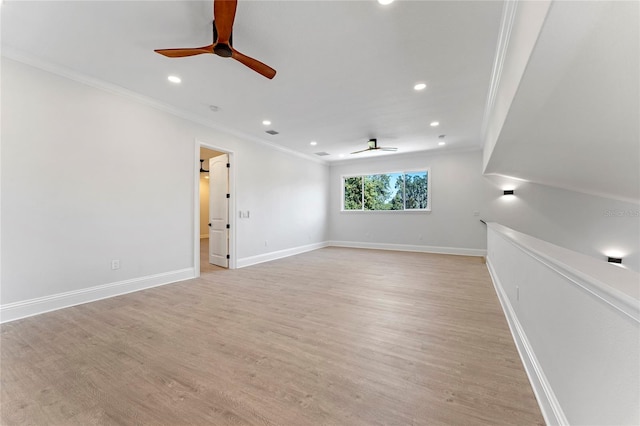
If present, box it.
[340,168,431,212]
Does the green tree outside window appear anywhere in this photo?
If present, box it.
[343,171,428,211]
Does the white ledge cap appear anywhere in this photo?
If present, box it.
[487,222,639,319]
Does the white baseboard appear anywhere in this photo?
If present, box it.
[0,268,196,324]
[328,240,486,257]
[236,242,330,268]
[486,257,568,426]
[1,243,485,322]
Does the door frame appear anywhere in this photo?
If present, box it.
[194,139,237,273]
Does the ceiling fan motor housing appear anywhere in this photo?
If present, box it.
[214,43,233,57]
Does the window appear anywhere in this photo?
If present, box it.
[342,170,430,211]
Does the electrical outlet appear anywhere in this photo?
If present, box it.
[111,259,120,270]
[264,240,268,247]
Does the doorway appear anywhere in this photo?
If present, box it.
[195,142,236,275]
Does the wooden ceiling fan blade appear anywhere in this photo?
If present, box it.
[231,49,276,79]
[155,1,277,80]
[155,45,214,57]
[214,0,237,44]
[350,148,371,154]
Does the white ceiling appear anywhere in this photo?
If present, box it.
[1,0,503,161]
[3,1,638,203]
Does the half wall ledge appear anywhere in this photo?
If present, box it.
[486,222,639,426]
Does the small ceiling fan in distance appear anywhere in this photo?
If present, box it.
[154,0,276,79]
[351,139,398,154]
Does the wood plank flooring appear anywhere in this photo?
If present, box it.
[1,247,544,425]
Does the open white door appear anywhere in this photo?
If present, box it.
[208,154,229,267]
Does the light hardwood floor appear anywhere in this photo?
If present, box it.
[1,246,544,425]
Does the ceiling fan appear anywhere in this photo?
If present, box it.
[154,0,276,79]
[351,139,398,155]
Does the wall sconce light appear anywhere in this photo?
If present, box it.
[607,257,623,264]
[503,190,514,195]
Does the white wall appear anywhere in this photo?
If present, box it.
[328,149,640,274]
[328,149,490,255]
[234,140,329,260]
[2,55,636,316]
[483,175,640,273]
[487,223,639,426]
[0,58,329,308]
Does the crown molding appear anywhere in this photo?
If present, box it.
[1,48,327,166]
[480,0,518,141]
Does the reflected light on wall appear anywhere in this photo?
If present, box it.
[604,249,626,259]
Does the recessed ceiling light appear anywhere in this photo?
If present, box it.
[438,141,446,146]
[430,121,440,127]
[167,75,181,84]
[262,120,271,126]
[414,83,426,91]
[339,154,345,158]
[310,141,318,146]
[378,0,394,5]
